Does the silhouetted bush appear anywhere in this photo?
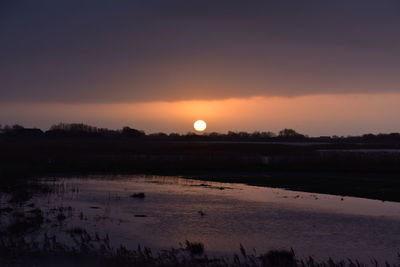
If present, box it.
[184,240,204,255]
[0,124,43,137]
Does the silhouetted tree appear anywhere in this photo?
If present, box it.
[0,124,43,136]
[238,132,250,138]
[207,132,222,137]
[47,123,102,137]
[279,129,304,138]
[227,131,238,138]
[121,127,145,138]
[50,123,97,132]
[12,124,24,131]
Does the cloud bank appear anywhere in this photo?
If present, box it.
[1,0,400,103]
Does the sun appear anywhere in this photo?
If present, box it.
[194,120,207,132]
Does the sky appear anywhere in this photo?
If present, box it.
[1,0,400,135]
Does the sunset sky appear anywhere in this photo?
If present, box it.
[1,0,400,135]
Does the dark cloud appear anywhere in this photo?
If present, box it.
[1,0,400,103]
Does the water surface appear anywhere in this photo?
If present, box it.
[4,175,400,262]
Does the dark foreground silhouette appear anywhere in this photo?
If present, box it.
[1,234,398,267]
[1,123,400,201]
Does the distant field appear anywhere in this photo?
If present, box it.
[1,136,400,201]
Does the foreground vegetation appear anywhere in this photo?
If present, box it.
[0,203,398,267]
[2,236,398,267]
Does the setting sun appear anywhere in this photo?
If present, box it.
[194,120,207,132]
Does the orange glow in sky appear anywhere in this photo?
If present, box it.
[1,93,400,136]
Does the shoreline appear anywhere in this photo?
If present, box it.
[3,170,399,203]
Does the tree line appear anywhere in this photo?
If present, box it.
[1,123,400,142]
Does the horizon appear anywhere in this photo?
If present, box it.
[3,121,400,138]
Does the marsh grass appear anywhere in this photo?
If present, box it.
[0,201,399,267]
[0,232,399,267]
[0,204,398,267]
[5,209,44,236]
[184,240,204,255]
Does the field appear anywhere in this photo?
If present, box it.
[1,136,400,201]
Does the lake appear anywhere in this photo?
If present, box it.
[1,174,400,262]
